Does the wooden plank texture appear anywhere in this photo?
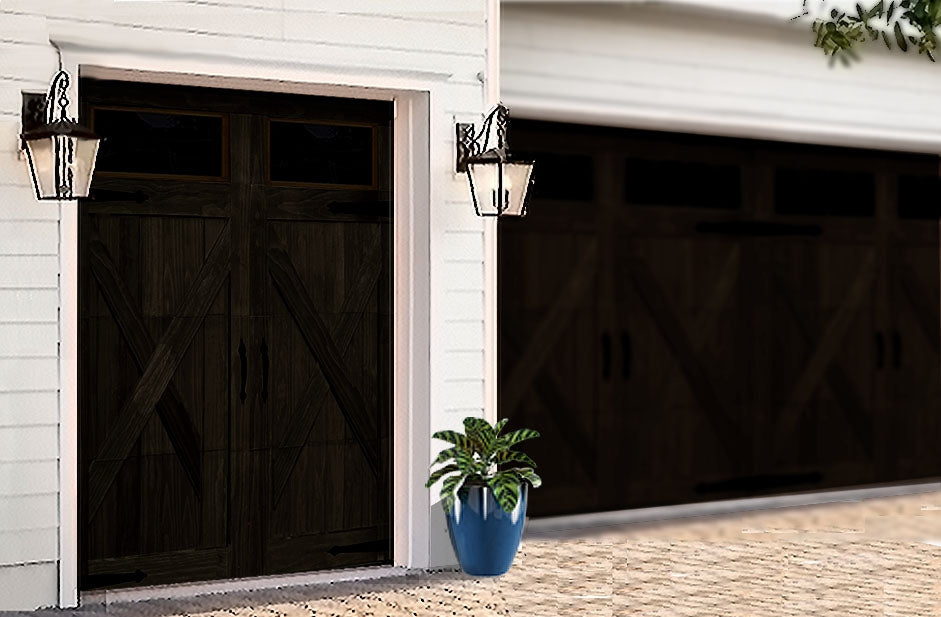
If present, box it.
[86,225,231,519]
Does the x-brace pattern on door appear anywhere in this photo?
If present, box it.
[267,230,382,507]
[86,224,232,519]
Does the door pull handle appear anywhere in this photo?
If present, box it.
[238,338,247,403]
[875,332,885,369]
[892,330,902,369]
[601,332,612,380]
[260,337,269,403]
[621,331,632,380]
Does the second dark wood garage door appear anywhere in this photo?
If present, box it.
[78,80,392,588]
[500,120,941,517]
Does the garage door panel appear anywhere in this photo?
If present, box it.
[890,232,941,480]
[499,222,603,516]
[504,119,941,517]
[615,232,749,484]
[760,239,878,481]
[80,78,393,589]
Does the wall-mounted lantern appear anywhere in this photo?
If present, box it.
[456,103,534,217]
[20,70,100,201]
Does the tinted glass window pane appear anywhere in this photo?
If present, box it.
[774,168,874,217]
[516,151,593,202]
[624,158,740,209]
[898,174,941,219]
[270,121,374,186]
[93,109,224,177]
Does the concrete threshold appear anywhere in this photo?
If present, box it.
[79,564,415,608]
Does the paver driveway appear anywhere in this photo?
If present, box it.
[32,491,941,617]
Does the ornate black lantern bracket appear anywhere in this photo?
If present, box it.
[20,92,48,149]
[456,103,509,172]
[455,104,533,217]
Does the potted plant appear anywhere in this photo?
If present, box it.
[425,417,541,576]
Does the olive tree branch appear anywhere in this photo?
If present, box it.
[797,0,941,64]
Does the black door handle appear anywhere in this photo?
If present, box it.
[892,330,902,368]
[238,338,247,403]
[621,331,632,380]
[601,332,611,380]
[875,332,885,369]
[260,337,269,403]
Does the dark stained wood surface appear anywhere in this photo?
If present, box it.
[889,221,941,480]
[85,235,203,497]
[79,78,392,588]
[86,225,231,519]
[266,243,380,476]
[260,183,391,574]
[268,236,385,504]
[499,221,603,515]
[502,120,941,517]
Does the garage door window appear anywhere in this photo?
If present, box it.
[91,107,227,179]
[623,157,741,209]
[268,120,376,188]
[898,174,941,220]
[774,168,875,217]
[521,151,594,202]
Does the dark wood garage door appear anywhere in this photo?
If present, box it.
[500,120,941,517]
[78,80,392,588]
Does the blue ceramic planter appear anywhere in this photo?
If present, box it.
[446,482,527,576]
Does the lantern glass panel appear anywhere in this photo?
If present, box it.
[24,136,56,199]
[72,136,101,198]
[502,162,534,217]
[466,160,502,216]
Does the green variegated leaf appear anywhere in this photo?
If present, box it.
[454,450,476,473]
[454,450,486,475]
[463,417,494,439]
[427,416,542,507]
[433,447,460,465]
[463,417,495,452]
[487,472,521,514]
[425,464,459,488]
[502,428,541,447]
[516,468,542,489]
[432,430,474,450]
[440,473,465,513]
[493,450,538,469]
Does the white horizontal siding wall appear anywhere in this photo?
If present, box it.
[0,8,62,609]
[0,0,491,608]
[502,2,941,153]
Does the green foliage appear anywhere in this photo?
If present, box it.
[798,0,941,63]
[425,416,542,514]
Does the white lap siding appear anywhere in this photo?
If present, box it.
[0,0,491,608]
[0,9,62,604]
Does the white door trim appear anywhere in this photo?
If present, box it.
[483,0,501,426]
[55,45,438,608]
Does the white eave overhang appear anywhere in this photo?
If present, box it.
[500,0,802,22]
